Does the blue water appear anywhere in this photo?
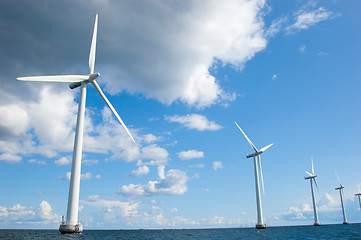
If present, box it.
[0,224,360,239]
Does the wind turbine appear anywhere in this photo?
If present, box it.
[304,158,321,226]
[335,172,348,224]
[355,193,361,211]
[234,122,273,229]
[17,14,135,234]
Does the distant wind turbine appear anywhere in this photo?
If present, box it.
[355,193,361,211]
[304,158,321,226]
[335,172,348,224]
[235,122,273,229]
[17,14,135,234]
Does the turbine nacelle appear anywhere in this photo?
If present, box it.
[305,174,317,180]
[69,73,100,89]
[335,186,345,190]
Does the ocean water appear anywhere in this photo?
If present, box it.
[0,224,360,240]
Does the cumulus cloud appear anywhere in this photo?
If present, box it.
[82,195,139,218]
[286,2,338,34]
[54,156,71,166]
[0,153,22,163]
[96,0,268,108]
[166,114,222,131]
[178,150,204,160]
[131,166,150,177]
[0,201,59,226]
[118,168,188,196]
[213,161,224,170]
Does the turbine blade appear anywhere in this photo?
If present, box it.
[89,14,98,74]
[258,155,265,195]
[311,157,315,175]
[305,171,313,177]
[259,143,273,153]
[234,122,258,152]
[17,75,89,82]
[335,171,341,186]
[314,178,319,191]
[91,80,135,143]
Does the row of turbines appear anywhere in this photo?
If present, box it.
[16,14,360,234]
[305,160,361,226]
[235,122,361,229]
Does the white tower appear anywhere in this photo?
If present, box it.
[17,15,135,234]
[304,159,320,226]
[335,173,348,225]
[235,122,273,229]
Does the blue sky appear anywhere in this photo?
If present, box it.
[0,0,360,229]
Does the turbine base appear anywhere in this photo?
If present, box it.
[256,224,266,229]
[313,222,321,226]
[343,222,349,225]
[59,223,83,234]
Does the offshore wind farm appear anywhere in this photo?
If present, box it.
[0,0,360,236]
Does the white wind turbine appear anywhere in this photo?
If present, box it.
[355,193,361,211]
[235,122,273,229]
[335,172,348,224]
[304,158,321,226]
[17,14,135,234]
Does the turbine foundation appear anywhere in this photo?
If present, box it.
[313,222,321,226]
[343,221,349,225]
[256,224,266,229]
[59,223,83,234]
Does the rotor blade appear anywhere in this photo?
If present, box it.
[259,143,273,153]
[17,75,89,83]
[89,14,98,74]
[234,122,258,152]
[335,171,341,186]
[305,171,313,177]
[311,157,314,175]
[258,155,265,195]
[91,80,135,143]
[313,178,319,191]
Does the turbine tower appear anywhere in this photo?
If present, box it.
[355,193,361,211]
[17,14,135,234]
[235,122,273,229]
[335,172,348,224]
[304,158,320,226]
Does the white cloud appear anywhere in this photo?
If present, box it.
[265,17,287,37]
[286,3,338,34]
[54,156,71,166]
[213,161,224,170]
[28,159,46,165]
[299,45,307,53]
[140,144,169,165]
[0,153,22,163]
[0,105,29,137]
[62,172,94,181]
[178,150,204,160]
[170,208,178,213]
[130,166,150,177]
[142,134,160,144]
[0,201,59,225]
[189,164,205,168]
[118,168,188,196]
[318,193,339,212]
[97,0,267,108]
[82,195,139,218]
[272,74,277,80]
[166,114,222,131]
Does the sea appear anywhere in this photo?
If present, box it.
[0,224,360,240]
